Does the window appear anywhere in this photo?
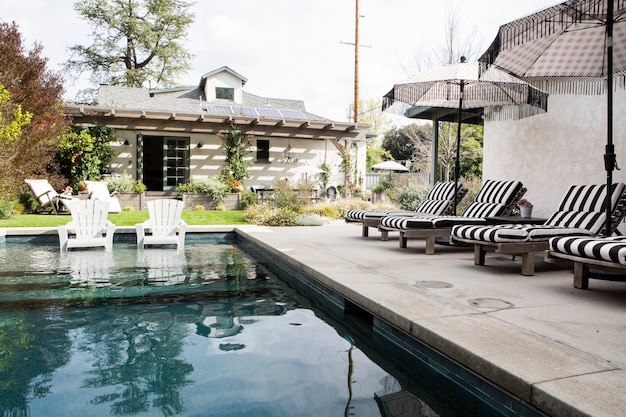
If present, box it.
[256,139,270,162]
[215,87,234,101]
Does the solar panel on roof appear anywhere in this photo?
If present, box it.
[240,107,259,116]
[279,109,306,120]
[256,108,282,118]
[205,105,233,116]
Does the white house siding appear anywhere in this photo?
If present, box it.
[107,131,352,192]
[484,89,626,231]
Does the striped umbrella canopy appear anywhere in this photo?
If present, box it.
[479,0,626,235]
[383,61,548,212]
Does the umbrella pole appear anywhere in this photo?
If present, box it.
[454,80,464,215]
[605,2,615,236]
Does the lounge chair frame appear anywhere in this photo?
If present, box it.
[453,185,626,276]
[379,180,527,254]
[545,250,626,289]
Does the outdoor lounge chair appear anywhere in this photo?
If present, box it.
[136,199,187,249]
[452,183,626,276]
[85,180,122,213]
[345,182,468,238]
[57,199,116,251]
[25,179,75,214]
[546,235,626,289]
[378,179,526,254]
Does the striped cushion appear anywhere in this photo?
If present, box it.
[462,202,506,218]
[475,179,523,205]
[549,236,626,265]
[544,210,606,235]
[415,199,451,216]
[346,209,392,221]
[557,183,625,213]
[381,213,489,230]
[427,182,457,201]
[452,223,594,243]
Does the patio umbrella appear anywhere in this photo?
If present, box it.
[383,60,548,212]
[479,0,626,235]
[289,162,325,183]
[372,160,409,172]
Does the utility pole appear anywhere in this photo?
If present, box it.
[341,0,371,123]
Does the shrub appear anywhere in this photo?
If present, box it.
[122,205,134,211]
[106,174,134,193]
[193,204,205,211]
[0,198,19,219]
[240,190,258,210]
[243,204,299,226]
[215,204,226,211]
[295,214,330,226]
[386,178,430,210]
[176,178,228,203]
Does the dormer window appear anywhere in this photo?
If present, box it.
[215,87,234,101]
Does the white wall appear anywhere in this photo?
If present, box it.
[484,89,626,226]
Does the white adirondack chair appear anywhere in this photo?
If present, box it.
[57,200,116,251]
[85,181,122,213]
[136,199,186,249]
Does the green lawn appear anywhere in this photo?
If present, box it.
[0,210,247,227]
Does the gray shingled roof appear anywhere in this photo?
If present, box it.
[95,85,332,122]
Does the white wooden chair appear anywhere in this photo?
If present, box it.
[57,200,116,251]
[85,180,122,213]
[25,179,75,214]
[136,199,186,249]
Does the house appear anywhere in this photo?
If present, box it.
[65,66,368,194]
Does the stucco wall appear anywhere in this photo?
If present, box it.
[107,132,354,193]
[484,89,626,230]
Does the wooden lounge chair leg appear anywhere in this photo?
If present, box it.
[362,224,369,237]
[520,253,535,276]
[399,232,407,248]
[573,262,590,289]
[380,230,389,241]
[425,237,436,255]
[474,245,486,266]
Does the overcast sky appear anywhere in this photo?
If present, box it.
[1,0,557,122]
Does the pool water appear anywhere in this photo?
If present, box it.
[0,239,496,417]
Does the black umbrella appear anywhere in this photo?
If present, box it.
[479,0,626,235]
[383,59,548,213]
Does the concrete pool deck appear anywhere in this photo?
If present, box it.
[234,221,626,417]
[4,222,625,417]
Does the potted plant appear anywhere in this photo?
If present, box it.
[517,198,533,218]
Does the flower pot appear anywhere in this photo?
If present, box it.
[520,206,533,218]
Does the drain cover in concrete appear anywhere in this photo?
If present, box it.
[468,298,514,309]
[414,280,453,289]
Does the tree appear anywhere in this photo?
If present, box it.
[0,22,69,197]
[437,123,483,181]
[381,124,431,170]
[66,0,195,89]
[57,126,117,189]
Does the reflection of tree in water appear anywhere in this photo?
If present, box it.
[0,310,71,416]
[77,307,194,416]
[0,243,299,416]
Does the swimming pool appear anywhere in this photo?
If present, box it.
[0,235,508,416]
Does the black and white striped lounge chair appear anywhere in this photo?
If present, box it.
[379,179,526,254]
[452,183,626,276]
[546,236,626,289]
[345,182,467,238]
